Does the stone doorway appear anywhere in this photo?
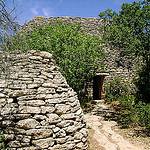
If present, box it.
[93,73,109,100]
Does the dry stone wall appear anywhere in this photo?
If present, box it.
[0,50,88,150]
[20,16,140,97]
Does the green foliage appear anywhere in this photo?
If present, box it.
[134,65,150,103]
[105,77,150,129]
[119,95,150,129]
[8,21,105,102]
[0,131,7,150]
[105,77,129,102]
[99,0,150,103]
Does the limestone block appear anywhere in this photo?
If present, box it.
[8,84,26,90]
[1,120,14,127]
[33,114,47,120]
[28,84,40,89]
[68,97,76,102]
[29,56,42,60]
[82,137,87,143]
[26,129,53,139]
[79,128,89,137]
[71,104,81,113]
[55,129,66,137]
[4,134,15,140]
[42,82,56,88]
[40,120,49,126]
[60,83,69,88]
[0,98,6,107]
[53,93,61,98]
[37,87,55,94]
[36,94,46,99]
[24,89,37,96]
[45,66,56,72]
[45,94,53,99]
[65,125,78,133]
[59,98,69,103]
[55,104,71,114]
[52,127,60,133]
[18,79,32,83]
[68,90,76,97]
[67,143,76,149]
[56,87,69,93]
[74,132,84,140]
[17,147,37,150]
[61,113,76,120]
[56,120,73,128]
[15,134,23,140]
[20,142,30,147]
[17,119,40,129]
[28,68,41,73]
[9,89,37,97]
[2,115,15,120]
[19,106,41,114]
[41,71,53,79]
[13,114,31,120]
[7,98,14,103]
[41,58,50,63]
[33,78,44,84]
[45,99,60,104]
[56,137,67,144]
[76,142,84,149]
[51,144,68,150]
[21,136,31,143]
[40,51,52,59]
[38,75,47,80]
[53,78,61,84]
[46,114,61,124]
[75,108,83,116]
[41,106,55,114]
[66,100,78,107]
[8,140,21,148]
[0,93,8,98]
[0,79,7,87]
[32,137,54,149]
[1,103,18,115]
[26,100,45,107]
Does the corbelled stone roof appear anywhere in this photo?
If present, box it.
[0,50,88,149]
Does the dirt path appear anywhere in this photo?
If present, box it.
[84,100,150,150]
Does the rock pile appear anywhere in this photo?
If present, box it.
[0,50,88,150]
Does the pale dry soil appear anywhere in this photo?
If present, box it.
[84,101,150,150]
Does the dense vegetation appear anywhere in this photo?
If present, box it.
[99,0,150,129]
[105,77,150,129]
[99,0,149,103]
[8,21,105,103]
[1,0,149,133]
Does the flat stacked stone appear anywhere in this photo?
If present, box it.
[0,50,88,150]
[19,16,140,97]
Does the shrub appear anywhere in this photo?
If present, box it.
[134,65,150,104]
[8,21,105,103]
[105,77,130,102]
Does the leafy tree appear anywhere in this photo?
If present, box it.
[8,21,105,103]
[99,0,150,103]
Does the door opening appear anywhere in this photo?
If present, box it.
[93,75,105,100]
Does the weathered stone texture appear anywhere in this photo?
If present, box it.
[0,50,88,149]
[20,16,141,98]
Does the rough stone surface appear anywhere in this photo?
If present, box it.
[19,16,142,98]
[0,50,88,149]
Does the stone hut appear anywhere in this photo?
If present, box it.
[0,50,88,150]
[20,16,139,100]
